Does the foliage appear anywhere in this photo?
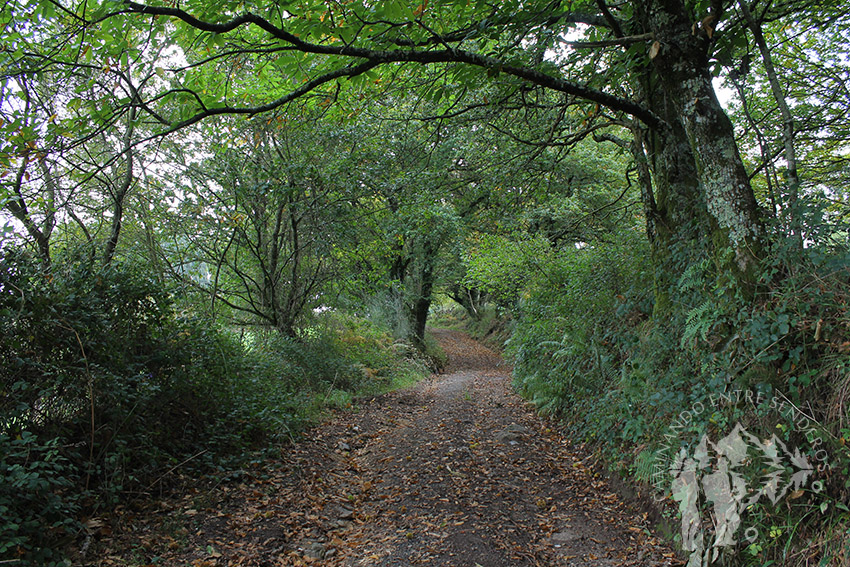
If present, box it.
[4,0,788,297]
[0,432,78,566]
[509,228,652,415]
[463,233,552,308]
[506,197,850,565]
[236,315,428,425]
[0,245,255,492]
[723,4,850,203]
[0,247,429,562]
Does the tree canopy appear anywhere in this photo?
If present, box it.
[2,0,850,564]
[5,0,846,293]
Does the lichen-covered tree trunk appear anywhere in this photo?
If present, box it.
[646,0,765,290]
[629,0,765,304]
[629,49,712,314]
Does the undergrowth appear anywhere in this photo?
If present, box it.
[501,200,850,566]
[0,248,429,566]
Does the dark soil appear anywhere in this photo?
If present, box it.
[79,329,680,566]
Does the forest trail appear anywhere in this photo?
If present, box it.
[87,330,679,566]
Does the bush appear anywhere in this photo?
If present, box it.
[0,249,265,560]
[0,247,431,563]
[504,198,850,565]
[0,432,78,567]
[308,311,433,389]
[509,229,652,414]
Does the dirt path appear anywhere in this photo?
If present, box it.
[86,330,678,566]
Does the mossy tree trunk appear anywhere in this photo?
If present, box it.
[409,239,437,349]
[631,0,766,308]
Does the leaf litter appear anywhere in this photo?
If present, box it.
[77,329,681,566]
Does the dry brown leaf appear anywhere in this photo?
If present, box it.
[649,41,661,59]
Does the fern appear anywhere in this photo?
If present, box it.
[677,257,711,293]
[682,300,715,347]
[632,448,659,483]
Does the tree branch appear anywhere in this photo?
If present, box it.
[154,61,383,137]
[594,0,625,37]
[121,1,663,130]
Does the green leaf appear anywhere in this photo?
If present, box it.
[38,0,56,20]
[339,25,355,44]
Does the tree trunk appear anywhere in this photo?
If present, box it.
[102,106,136,266]
[449,284,486,321]
[7,154,54,268]
[643,0,765,294]
[410,240,437,349]
[628,49,713,314]
[411,293,431,348]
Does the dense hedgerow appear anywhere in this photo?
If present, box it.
[502,199,850,565]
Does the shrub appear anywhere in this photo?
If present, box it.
[0,432,78,566]
[0,249,259,559]
[509,229,652,414]
[0,247,431,563]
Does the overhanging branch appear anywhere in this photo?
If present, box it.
[119,1,664,130]
[157,60,382,137]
